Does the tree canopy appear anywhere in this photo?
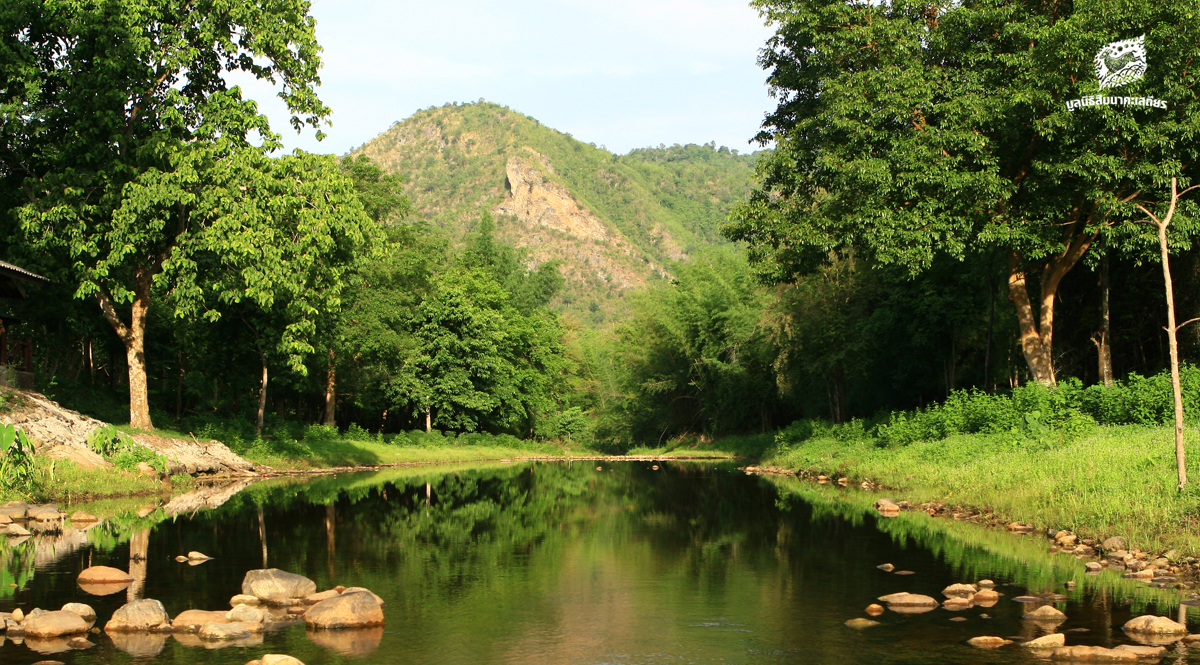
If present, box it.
[727,0,1200,385]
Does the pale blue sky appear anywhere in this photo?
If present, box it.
[232,0,776,156]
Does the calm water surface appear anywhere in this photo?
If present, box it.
[1,461,1197,664]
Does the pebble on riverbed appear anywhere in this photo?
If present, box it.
[845,618,880,629]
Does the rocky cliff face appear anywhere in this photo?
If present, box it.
[495,151,666,291]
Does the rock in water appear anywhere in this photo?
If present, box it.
[241,569,316,604]
[77,566,134,584]
[874,498,900,517]
[942,583,979,598]
[23,611,90,637]
[973,589,1000,603]
[864,604,884,616]
[303,592,385,629]
[845,618,880,629]
[1021,633,1065,648]
[876,563,894,572]
[1123,615,1189,635]
[1024,605,1067,621]
[1101,536,1127,551]
[60,603,96,622]
[105,599,171,632]
[967,636,1012,649]
[305,590,341,604]
[1114,645,1167,658]
[230,594,261,607]
[340,587,384,607]
[943,597,973,610]
[227,604,266,624]
[171,610,229,633]
[1050,645,1138,661]
[246,656,307,665]
[198,622,252,641]
[877,593,939,607]
[187,551,212,561]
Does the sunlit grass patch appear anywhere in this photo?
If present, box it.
[762,424,1200,553]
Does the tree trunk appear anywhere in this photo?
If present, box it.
[1006,241,1094,386]
[96,266,154,430]
[256,354,268,438]
[1140,178,1199,490]
[176,349,184,420]
[1092,252,1115,386]
[984,252,995,392]
[323,349,336,426]
[425,404,432,433]
[1158,216,1187,489]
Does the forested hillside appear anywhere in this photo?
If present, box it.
[353,101,759,324]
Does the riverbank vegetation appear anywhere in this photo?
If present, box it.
[7,0,1200,519]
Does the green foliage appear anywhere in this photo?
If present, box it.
[87,425,168,474]
[609,247,783,443]
[771,367,1200,450]
[0,425,34,493]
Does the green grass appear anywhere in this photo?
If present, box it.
[759,424,1200,554]
[766,476,1199,615]
[0,458,187,504]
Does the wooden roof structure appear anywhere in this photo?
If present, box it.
[0,260,48,299]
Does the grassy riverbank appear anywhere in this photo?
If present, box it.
[756,423,1200,554]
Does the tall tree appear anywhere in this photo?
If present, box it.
[3,0,329,428]
[728,0,1200,385]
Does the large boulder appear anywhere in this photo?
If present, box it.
[23,610,90,638]
[241,569,316,604]
[105,599,172,632]
[302,591,385,629]
[171,610,229,633]
[1123,615,1189,635]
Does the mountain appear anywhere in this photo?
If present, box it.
[351,101,761,325]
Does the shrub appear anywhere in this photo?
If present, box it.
[87,425,169,474]
[0,425,35,492]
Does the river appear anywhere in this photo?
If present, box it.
[0,461,1195,664]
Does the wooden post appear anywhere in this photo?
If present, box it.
[22,339,31,372]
